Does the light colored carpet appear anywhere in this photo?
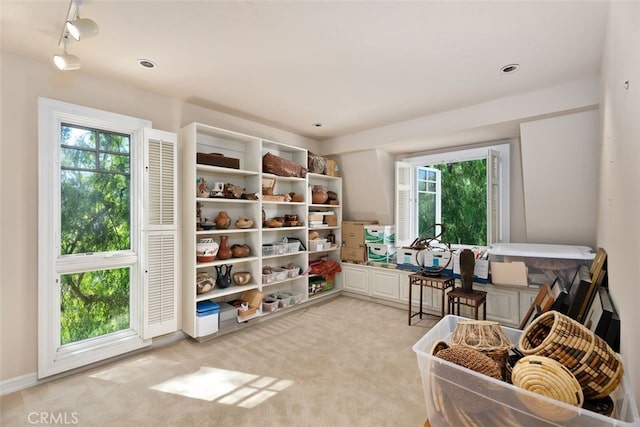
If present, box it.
[1,296,439,426]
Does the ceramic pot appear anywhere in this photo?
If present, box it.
[215,264,233,289]
[235,216,254,229]
[216,235,232,260]
[196,272,215,294]
[311,185,328,204]
[214,211,231,229]
[196,238,219,262]
[233,271,252,286]
[231,244,251,258]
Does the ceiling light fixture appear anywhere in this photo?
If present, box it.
[500,64,520,74]
[53,0,99,70]
[53,37,81,70]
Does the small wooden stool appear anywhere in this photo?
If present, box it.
[447,288,487,320]
[408,274,454,325]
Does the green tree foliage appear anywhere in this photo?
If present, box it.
[59,125,131,345]
[433,161,487,245]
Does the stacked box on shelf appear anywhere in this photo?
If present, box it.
[196,300,220,337]
[364,224,395,264]
[218,302,237,329]
[340,220,378,263]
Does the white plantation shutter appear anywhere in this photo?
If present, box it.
[395,161,414,247]
[142,129,177,338]
[487,149,501,244]
[143,231,177,338]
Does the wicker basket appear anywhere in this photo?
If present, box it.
[512,355,584,422]
[451,320,513,379]
[518,310,623,399]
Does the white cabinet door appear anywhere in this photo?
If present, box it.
[342,264,369,295]
[479,284,521,326]
[369,269,400,300]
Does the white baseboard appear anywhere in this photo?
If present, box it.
[0,372,39,396]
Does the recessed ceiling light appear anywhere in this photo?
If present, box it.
[138,59,156,69]
[500,64,520,74]
[312,123,323,128]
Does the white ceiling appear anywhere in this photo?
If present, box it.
[1,0,608,142]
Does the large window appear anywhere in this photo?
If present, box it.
[395,144,510,248]
[38,99,152,378]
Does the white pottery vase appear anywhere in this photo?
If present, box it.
[196,238,219,262]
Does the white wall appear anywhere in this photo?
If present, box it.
[0,51,319,383]
[598,0,640,408]
[520,110,599,248]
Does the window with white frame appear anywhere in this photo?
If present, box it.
[395,143,510,249]
[38,98,177,378]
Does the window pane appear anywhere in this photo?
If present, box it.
[60,268,130,345]
[418,169,427,180]
[98,132,130,154]
[426,170,437,181]
[418,192,437,238]
[427,182,436,192]
[430,160,487,245]
[418,181,426,192]
[61,125,94,149]
[60,124,131,255]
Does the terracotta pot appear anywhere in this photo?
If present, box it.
[214,211,231,229]
[233,271,252,285]
[217,235,232,260]
[231,244,251,258]
[235,216,254,229]
[312,185,328,204]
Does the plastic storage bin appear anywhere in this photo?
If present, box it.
[285,241,301,253]
[488,243,595,287]
[196,300,220,337]
[262,245,276,256]
[262,297,278,313]
[413,315,639,427]
[275,292,292,308]
[290,293,303,305]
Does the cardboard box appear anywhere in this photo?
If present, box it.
[340,246,367,263]
[342,220,378,248]
[490,261,529,286]
[452,253,490,283]
[325,159,339,177]
[324,215,338,227]
[364,225,395,244]
[366,244,397,263]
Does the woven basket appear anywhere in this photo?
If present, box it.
[518,310,623,399]
[512,355,584,422]
[451,320,513,379]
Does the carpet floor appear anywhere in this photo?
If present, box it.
[1,296,440,426]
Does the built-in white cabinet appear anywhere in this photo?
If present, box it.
[342,263,536,327]
[181,122,342,339]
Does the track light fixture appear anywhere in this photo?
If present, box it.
[53,0,99,70]
[53,37,81,71]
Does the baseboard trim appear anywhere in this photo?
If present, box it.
[0,372,39,396]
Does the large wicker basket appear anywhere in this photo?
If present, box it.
[518,310,623,399]
[451,320,513,379]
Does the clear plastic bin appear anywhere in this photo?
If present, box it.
[273,268,288,282]
[413,315,639,427]
[262,245,275,256]
[273,243,286,255]
[285,241,301,253]
[289,293,303,305]
[275,292,292,308]
[262,297,278,313]
[262,272,276,284]
[284,266,300,278]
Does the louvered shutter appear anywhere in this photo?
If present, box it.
[142,129,178,338]
[487,149,501,244]
[395,161,414,247]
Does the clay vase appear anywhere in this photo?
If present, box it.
[312,185,329,204]
[215,264,233,289]
[214,211,231,229]
[217,235,232,260]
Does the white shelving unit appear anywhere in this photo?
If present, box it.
[181,123,343,338]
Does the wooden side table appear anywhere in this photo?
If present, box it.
[408,274,455,325]
[447,288,487,320]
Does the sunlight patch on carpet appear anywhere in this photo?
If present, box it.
[150,367,293,407]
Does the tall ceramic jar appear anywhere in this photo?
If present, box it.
[217,235,232,260]
[311,185,329,204]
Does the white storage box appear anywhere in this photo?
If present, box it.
[452,251,489,283]
[413,315,639,427]
[309,238,328,251]
[196,300,220,337]
[488,243,595,287]
[364,225,395,244]
[366,243,397,263]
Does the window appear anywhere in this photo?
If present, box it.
[38,98,176,378]
[395,144,510,248]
